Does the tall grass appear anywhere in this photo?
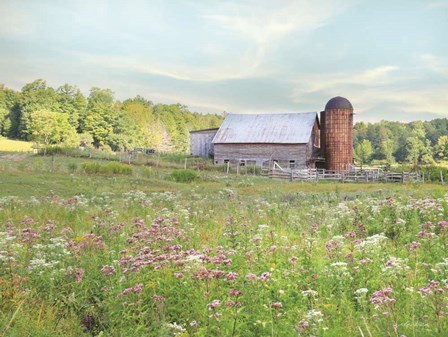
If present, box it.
[0,137,33,152]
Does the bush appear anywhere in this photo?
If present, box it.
[421,165,448,182]
[80,161,132,175]
[168,169,199,183]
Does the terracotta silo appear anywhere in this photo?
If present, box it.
[320,97,353,171]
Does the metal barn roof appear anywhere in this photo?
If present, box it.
[212,112,318,144]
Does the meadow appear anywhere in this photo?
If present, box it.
[0,154,447,336]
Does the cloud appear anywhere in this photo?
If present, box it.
[295,65,400,94]
[428,1,448,8]
[421,54,448,77]
[0,3,32,38]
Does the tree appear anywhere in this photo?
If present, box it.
[28,109,78,155]
[80,88,117,147]
[355,139,373,170]
[380,139,395,169]
[435,135,448,161]
[56,84,86,130]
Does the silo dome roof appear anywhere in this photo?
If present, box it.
[325,96,353,110]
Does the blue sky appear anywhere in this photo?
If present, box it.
[1,0,447,122]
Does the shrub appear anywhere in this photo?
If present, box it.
[168,169,199,183]
[80,161,132,175]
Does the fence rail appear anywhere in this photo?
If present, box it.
[268,168,424,183]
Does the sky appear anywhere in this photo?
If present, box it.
[1,0,447,123]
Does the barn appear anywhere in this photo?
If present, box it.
[190,96,354,171]
[212,112,320,169]
[189,128,219,158]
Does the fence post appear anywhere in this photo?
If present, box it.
[441,170,444,185]
[184,158,187,170]
[226,161,230,174]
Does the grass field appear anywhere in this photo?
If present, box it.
[1,153,447,336]
[0,137,33,153]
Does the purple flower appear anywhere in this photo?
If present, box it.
[270,302,282,309]
[259,272,271,282]
[225,272,238,282]
[101,265,116,276]
[75,268,84,283]
[207,299,221,311]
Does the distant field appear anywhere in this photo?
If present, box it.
[0,137,33,152]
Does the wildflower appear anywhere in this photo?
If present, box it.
[225,272,238,281]
[246,273,258,281]
[75,268,84,283]
[270,302,282,309]
[371,287,395,305]
[438,220,448,232]
[355,288,369,295]
[294,319,309,332]
[405,241,421,252]
[152,294,165,302]
[289,256,298,265]
[301,289,318,298]
[133,283,144,293]
[229,288,243,297]
[101,265,116,276]
[305,309,324,323]
[259,272,271,282]
[207,299,221,311]
[174,272,184,279]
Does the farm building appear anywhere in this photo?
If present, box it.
[189,128,219,158]
[190,96,354,171]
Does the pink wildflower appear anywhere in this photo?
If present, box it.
[75,268,84,283]
[101,265,116,276]
[207,299,221,311]
[270,302,282,309]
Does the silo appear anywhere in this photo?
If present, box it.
[321,96,353,171]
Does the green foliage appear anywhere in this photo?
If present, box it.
[354,139,373,168]
[168,169,199,183]
[354,118,448,165]
[80,161,133,175]
[29,109,79,155]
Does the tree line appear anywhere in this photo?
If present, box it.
[354,119,448,168]
[0,79,223,153]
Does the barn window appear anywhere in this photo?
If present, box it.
[289,160,295,169]
[224,159,230,164]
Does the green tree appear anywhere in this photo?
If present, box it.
[435,135,448,160]
[29,109,79,155]
[56,84,87,130]
[355,139,373,170]
[80,88,117,147]
[18,79,59,139]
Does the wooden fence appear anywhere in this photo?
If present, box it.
[268,167,424,183]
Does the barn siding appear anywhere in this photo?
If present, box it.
[190,129,219,157]
[214,143,310,167]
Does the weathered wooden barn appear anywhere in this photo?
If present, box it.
[212,112,320,168]
[189,128,219,158]
[189,96,354,171]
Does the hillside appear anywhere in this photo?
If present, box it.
[0,80,223,153]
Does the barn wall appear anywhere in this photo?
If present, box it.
[190,129,219,157]
[214,143,310,168]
